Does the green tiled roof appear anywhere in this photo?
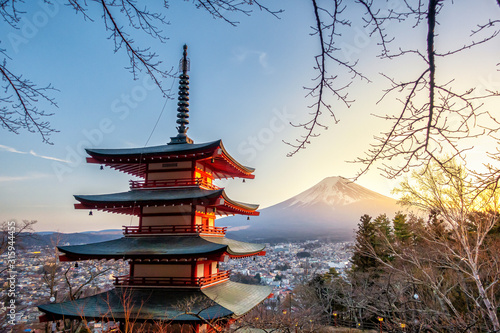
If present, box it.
[74,188,223,204]
[58,236,265,259]
[202,281,273,316]
[86,140,221,158]
[38,281,272,322]
[38,287,231,321]
[201,237,265,256]
[74,188,259,212]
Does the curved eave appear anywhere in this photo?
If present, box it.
[85,140,256,180]
[38,282,272,322]
[202,281,273,317]
[86,140,221,160]
[74,189,259,217]
[58,236,226,261]
[74,189,224,215]
[38,288,233,322]
[202,236,266,257]
[219,140,256,176]
[219,191,259,216]
[198,141,255,180]
[58,236,266,261]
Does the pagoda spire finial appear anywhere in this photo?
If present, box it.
[169,44,193,145]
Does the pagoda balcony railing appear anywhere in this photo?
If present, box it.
[113,270,231,287]
[130,178,220,190]
[123,224,227,236]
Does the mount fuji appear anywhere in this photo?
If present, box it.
[221,176,401,242]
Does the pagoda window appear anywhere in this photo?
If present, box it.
[211,261,218,274]
[196,263,204,278]
[196,217,214,228]
[195,206,216,215]
[143,206,191,214]
[147,170,192,181]
[142,215,191,226]
[194,168,214,183]
[148,161,192,171]
[134,263,191,278]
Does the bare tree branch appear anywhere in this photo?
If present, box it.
[0,0,22,27]
[285,0,369,156]
[0,58,58,143]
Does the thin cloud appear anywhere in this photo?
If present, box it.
[0,173,50,182]
[29,150,69,163]
[233,48,272,71]
[258,52,269,69]
[0,144,27,154]
[0,144,69,163]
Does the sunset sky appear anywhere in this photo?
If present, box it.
[1,1,499,232]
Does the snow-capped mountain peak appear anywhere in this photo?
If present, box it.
[286,176,389,207]
[222,175,400,241]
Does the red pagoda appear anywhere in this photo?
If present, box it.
[38,45,272,332]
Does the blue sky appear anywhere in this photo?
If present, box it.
[1,1,499,232]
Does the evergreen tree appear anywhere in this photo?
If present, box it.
[351,214,378,272]
[373,213,392,236]
[372,214,392,262]
[393,212,412,243]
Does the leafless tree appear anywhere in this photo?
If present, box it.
[0,220,36,333]
[0,219,36,257]
[230,302,323,333]
[0,55,58,144]
[0,220,38,327]
[63,260,113,301]
[40,242,124,333]
[41,242,60,303]
[394,160,500,331]
[292,271,347,325]
[345,160,500,332]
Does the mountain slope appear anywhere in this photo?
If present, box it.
[221,176,401,242]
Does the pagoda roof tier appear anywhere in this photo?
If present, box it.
[58,235,266,261]
[85,140,255,179]
[74,188,259,216]
[38,281,273,322]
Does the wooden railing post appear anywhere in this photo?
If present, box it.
[123,224,225,235]
[130,178,220,190]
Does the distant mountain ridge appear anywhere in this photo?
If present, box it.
[221,176,401,242]
[22,229,122,248]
